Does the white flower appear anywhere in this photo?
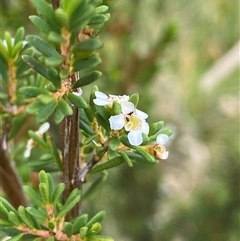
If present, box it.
[109,102,149,146]
[93,91,129,106]
[24,122,50,158]
[154,134,169,160]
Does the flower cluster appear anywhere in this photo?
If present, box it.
[93,91,169,159]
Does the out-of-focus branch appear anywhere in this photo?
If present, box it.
[0,139,28,208]
[51,0,60,10]
[200,40,240,92]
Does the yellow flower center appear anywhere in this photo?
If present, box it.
[125,115,141,131]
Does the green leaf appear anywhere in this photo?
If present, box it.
[22,55,49,79]
[82,171,108,199]
[51,183,65,205]
[58,98,73,116]
[89,14,109,25]
[56,188,81,218]
[14,27,25,45]
[18,206,35,229]
[46,136,63,171]
[39,169,49,187]
[149,121,164,136]
[89,157,124,174]
[39,183,49,203]
[72,214,88,234]
[68,93,87,109]
[87,222,101,236]
[8,211,22,226]
[19,86,49,97]
[30,0,60,31]
[4,31,13,55]
[73,39,103,52]
[109,136,120,151]
[96,5,109,14]
[11,42,23,58]
[23,186,43,207]
[54,105,65,123]
[29,15,52,34]
[26,100,45,114]
[73,56,101,71]
[85,211,105,229]
[26,207,48,220]
[28,130,48,149]
[44,56,64,67]
[63,222,73,237]
[126,151,157,164]
[72,71,102,88]
[79,119,95,135]
[0,201,10,219]
[119,150,133,167]
[7,233,24,241]
[8,113,27,139]
[112,101,122,115]
[46,68,61,89]
[80,226,89,239]
[0,197,17,214]
[135,147,156,163]
[87,235,114,241]
[129,93,139,107]
[27,35,61,58]
[36,100,57,123]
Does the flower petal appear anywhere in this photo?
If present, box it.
[156,134,169,145]
[128,130,143,146]
[109,114,125,130]
[135,109,148,119]
[38,122,50,134]
[141,122,149,134]
[121,101,135,114]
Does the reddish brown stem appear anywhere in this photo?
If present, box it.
[61,107,80,220]
[0,140,28,208]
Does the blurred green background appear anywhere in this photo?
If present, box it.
[1,0,239,240]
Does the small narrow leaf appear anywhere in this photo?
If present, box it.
[8,211,22,226]
[26,100,45,114]
[88,235,114,241]
[29,15,52,34]
[51,183,65,205]
[89,157,124,174]
[14,27,25,45]
[7,233,24,241]
[109,136,120,151]
[39,183,49,203]
[68,93,87,109]
[28,130,48,149]
[135,147,156,163]
[56,188,81,218]
[27,35,61,58]
[89,14,109,25]
[19,86,49,97]
[26,207,48,220]
[72,214,88,234]
[36,100,57,123]
[73,56,101,71]
[79,119,95,135]
[72,71,102,88]
[129,93,139,107]
[80,227,88,239]
[23,186,43,207]
[63,222,73,237]
[18,206,35,229]
[73,39,103,52]
[22,55,49,80]
[85,211,105,229]
[58,98,73,116]
[119,150,133,167]
[46,136,62,171]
